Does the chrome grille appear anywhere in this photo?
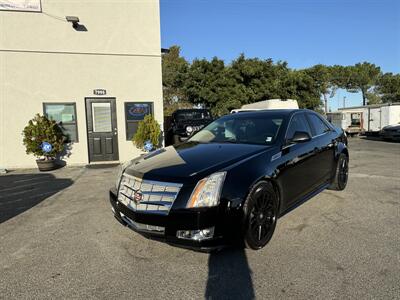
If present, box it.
[117,173,182,215]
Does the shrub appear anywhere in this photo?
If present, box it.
[22,114,66,159]
[132,115,161,150]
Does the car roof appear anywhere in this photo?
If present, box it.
[174,109,209,113]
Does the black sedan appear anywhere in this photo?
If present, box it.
[380,124,400,141]
[110,109,349,251]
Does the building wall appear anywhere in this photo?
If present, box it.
[0,0,163,168]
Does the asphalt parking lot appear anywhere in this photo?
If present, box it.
[0,137,399,299]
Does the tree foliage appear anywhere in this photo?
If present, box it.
[346,62,381,106]
[377,73,400,103]
[162,46,192,116]
[22,114,66,159]
[162,46,398,116]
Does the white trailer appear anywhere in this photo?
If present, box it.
[328,103,400,135]
[327,110,364,136]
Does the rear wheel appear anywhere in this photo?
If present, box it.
[243,181,278,250]
[329,153,349,191]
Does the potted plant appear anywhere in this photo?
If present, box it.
[22,114,66,171]
[132,115,161,152]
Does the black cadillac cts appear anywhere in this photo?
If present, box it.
[110,109,349,251]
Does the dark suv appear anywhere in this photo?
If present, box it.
[165,109,213,145]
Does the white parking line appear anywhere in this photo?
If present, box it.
[350,172,400,181]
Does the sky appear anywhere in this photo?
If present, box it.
[160,0,400,111]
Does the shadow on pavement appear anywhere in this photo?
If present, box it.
[205,247,254,299]
[0,173,73,223]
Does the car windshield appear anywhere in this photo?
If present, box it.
[189,114,284,145]
[175,110,211,121]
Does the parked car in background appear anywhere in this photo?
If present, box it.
[380,124,400,141]
[110,109,349,251]
[165,109,213,145]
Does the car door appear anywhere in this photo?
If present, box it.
[278,112,320,207]
[305,112,336,185]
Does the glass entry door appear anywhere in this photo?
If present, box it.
[85,98,119,162]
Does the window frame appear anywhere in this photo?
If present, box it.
[43,102,79,143]
[124,102,154,141]
[305,112,332,137]
[284,112,312,142]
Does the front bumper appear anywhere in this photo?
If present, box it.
[109,189,238,251]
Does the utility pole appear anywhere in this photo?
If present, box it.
[343,96,346,108]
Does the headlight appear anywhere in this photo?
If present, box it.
[186,172,226,208]
[186,126,193,134]
[115,160,131,190]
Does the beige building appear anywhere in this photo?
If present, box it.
[0,0,163,169]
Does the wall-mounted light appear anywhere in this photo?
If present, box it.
[66,16,80,29]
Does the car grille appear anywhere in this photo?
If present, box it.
[117,173,182,215]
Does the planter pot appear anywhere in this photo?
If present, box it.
[36,159,58,171]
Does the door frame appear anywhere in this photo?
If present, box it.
[85,97,119,163]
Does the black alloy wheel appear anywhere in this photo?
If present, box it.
[328,153,349,191]
[243,181,278,250]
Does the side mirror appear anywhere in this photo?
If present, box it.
[291,131,311,143]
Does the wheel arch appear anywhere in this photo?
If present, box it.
[246,176,282,216]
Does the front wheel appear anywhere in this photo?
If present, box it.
[242,181,278,250]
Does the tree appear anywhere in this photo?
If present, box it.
[377,73,400,103]
[304,64,335,113]
[162,46,191,116]
[279,70,321,110]
[185,57,247,116]
[346,62,381,106]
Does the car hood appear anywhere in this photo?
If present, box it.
[382,124,400,130]
[124,142,270,183]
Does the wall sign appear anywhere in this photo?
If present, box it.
[0,0,41,12]
[93,89,107,96]
[126,103,151,121]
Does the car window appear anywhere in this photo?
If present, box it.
[307,113,330,136]
[286,113,311,140]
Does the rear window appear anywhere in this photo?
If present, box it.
[189,115,284,145]
[307,113,330,136]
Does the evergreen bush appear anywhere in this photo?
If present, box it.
[132,115,161,150]
[22,114,66,159]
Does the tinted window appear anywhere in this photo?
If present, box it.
[286,113,311,140]
[308,113,330,136]
[189,115,284,145]
[43,103,78,142]
[125,102,153,140]
[175,110,211,121]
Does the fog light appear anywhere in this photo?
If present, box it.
[176,227,215,241]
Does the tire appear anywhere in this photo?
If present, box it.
[242,181,278,250]
[328,153,349,191]
[172,134,180,145]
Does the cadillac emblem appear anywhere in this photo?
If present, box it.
[133,190,143,203]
